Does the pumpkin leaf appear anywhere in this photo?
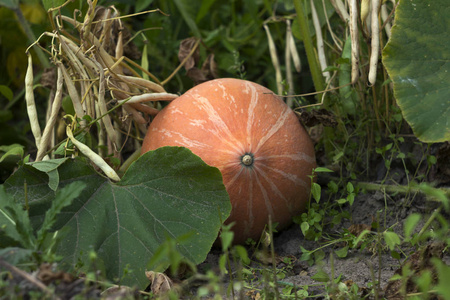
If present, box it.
[3,146,230,288]
[382,0,450,142]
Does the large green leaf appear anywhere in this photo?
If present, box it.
[4,147,230,287]
[382,0,450,142]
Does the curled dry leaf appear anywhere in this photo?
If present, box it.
[92,6,141,60]
[201,54,218,80]
[37,263,74,285]
[178,37,200,71]
[347,223,372,236]
[178,38,218,85]
[145,271,174,296]
[101,286,139,299]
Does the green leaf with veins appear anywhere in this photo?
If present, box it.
[4,147,230,288]
[383,0,450,142]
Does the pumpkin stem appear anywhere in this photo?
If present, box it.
[241,154,253,166]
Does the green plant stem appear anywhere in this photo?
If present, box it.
[358,182,450,198]
[293,0,325,103]
[268,217,280,300]
[118,147,141,174]
[13,7,50,68]
[416,207,441,241]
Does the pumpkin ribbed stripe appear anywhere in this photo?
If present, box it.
[254,106,292,153]
[142,78,316,244]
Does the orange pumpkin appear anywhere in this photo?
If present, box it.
[141,78,316,244]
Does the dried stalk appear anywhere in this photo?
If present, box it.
[25,53,43,152]
[368,0,381,85]
[95,103,106,157]
[121,56,161,84]
[66,124,120,181]
[59,33,93,115]
[330,0,349,22]
[310,0,330,83]
[92,60,119,150]
[117,92,178,105]
[349,0,360,83]
[59,63,85,121]
[117,74,166,93]
[123,104,147,124]
[285,20,294,107]
[263,23,283,94]
[380,3,391,38]
[26,6,175,165]
[361,0,371,28]
[322,0,343,51]
[160,38,201,86]
[114,9,124,59]
[288,23,301,73]
[36,66,64,161]
[129,103,159,116]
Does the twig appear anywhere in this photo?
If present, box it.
[121,56,161,84]
[161,38,201,86]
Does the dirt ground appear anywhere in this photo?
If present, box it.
[200,175,450,299]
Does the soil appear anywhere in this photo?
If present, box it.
[199,190,450,299]
[2,141,449,299]
[197,140,450,299]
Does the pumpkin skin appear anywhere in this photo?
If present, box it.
[141,78,316,244]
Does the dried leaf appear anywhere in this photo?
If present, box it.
[348,223,372,236]
[201,54,218,79]
[37,263,73,285]
[186,68,208,85]
[178,37,200,71]
[92,6,141,60]
[145,271,174,296]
